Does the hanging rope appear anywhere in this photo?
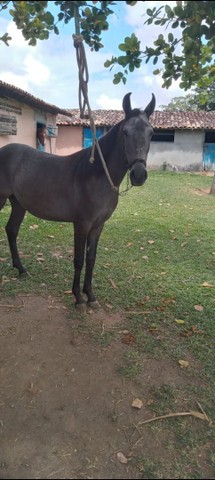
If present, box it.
[72,7,118,191]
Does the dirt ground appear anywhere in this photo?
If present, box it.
[0,295,213,479]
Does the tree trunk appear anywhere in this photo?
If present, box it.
[210,173,215,194]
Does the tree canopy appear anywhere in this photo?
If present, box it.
[160,82,215,111]
[0,0,215,93]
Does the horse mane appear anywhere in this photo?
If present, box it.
[126,108,142,119]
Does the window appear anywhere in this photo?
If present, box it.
[0,114,17,135]
[151,129,175,142]
[83,127,104,148]
[47,125,58,138]
[205,131,215,144]
[36,122,46,151]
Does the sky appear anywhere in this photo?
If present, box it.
[0,1,186,111]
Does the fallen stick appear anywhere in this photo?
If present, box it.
[132,409,210,450]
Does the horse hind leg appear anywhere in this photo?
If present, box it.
[5,195,27,275]
[0,196,7,211]
[83,224,104,309]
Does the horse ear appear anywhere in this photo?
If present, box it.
[144,93,156,118]
[122,92,132,116]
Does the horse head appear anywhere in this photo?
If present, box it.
[122,92,155,186]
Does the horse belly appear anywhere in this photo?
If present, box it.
[22,195,73,222]
[11,161,74,221]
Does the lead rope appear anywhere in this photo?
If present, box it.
[72,7,118,192]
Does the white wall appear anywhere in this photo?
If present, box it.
[148,130,205,171]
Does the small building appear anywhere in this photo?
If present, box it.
[56,108,215,171]
[0,81,72,153]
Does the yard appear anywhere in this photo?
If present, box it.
[0,171,215,479]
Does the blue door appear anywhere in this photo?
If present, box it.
[203,144,215,171]
[83,127,104,148]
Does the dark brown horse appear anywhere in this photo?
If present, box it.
[0,92,155,310]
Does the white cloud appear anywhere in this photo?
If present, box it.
[0,20,50,93]
[7,20,30,48]
[96,94,122,110]
[0,72,29,91]
[24,55,50,85]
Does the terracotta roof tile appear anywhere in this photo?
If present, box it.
[57,109,123,126]
[0,80,73,117]
[57,108,215,130]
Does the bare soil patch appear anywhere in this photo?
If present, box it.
[192,187,211,196]
[0,295,213,479]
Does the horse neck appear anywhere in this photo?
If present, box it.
[97,121,127,186]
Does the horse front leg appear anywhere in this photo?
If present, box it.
[83,224,104,309]
[6,196,27,275]
[72,226,87,310]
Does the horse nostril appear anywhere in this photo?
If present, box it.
[130,162,147,186]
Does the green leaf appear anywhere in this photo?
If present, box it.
[118,43,127,52]
[28,38,37,46]
[172,20,179,29]
[113,76,121,85]
[44,12,54,25]
[0,32,12,46]
[165,5,174,18]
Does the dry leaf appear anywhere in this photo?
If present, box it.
[175,319,185,325]
[178,359,189,368]
[142,255,149,260]
[117,452,128,464]
[105,303,113,309]
[191,326,204,335]
[47,235,54,239]
[194,305,204,311]
[122,332,136,345]
[180,242,187,247]
[109,278,117,289]
[148,240,155,244]
[132,398,143,409]
[190,411,207,421]
[52,252,63,259]
[127,242,133,247]
[149,324,158,332]
[180,330,193,337]
[103,263,110,269]
[64,290,72,295]
[201,282,214,288]
[29,224,39,230]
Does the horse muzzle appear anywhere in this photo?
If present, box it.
[129,161,148,186]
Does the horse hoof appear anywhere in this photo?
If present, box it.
[75,302,87,313]
[87,300,100,310]
[19,271,28,279]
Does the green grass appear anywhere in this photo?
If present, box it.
[0,172,214,364]
[1,171,215,478]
